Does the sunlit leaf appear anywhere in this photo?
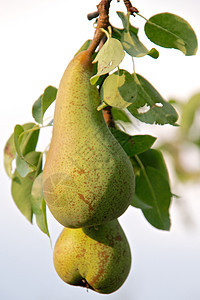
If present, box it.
[91,37,125,84]
[100,69,137,109]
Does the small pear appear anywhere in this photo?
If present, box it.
[53,219,131,294]
[43,50,135,228]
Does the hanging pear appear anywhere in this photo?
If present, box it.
[43,50,135,228]
[53,219,131,294]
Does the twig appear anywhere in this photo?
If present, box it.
[123,0,139,15]
[87,11,99,21]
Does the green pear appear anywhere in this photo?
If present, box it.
[43,50,135,228]
[53,219,131,294]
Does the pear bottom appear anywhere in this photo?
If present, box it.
[53,219,131,294]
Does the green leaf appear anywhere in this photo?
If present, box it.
[14,125,24,157]
[138,149,170,181]
[16,155,34,178]
[130,149,172,230]
[74,39,92,56]
[111,108,132,124]
[32,86,57,124]
[110,127,156,156]
[11,151,43,223]
[180,92,200,134]
[121,30,148,57]
[141,168,171,230]
[91,37,125,85]
[147,48,159,59]
[100,69,137,109]
[111,27,124,41]
[14,124,40,173]
[31,173,49,236]
[117,12,159,58]
[144,13,198,56]
[4,123,40,178]
[128,74,178,125]
[117,11,138,35]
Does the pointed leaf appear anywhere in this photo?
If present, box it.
[100,69,137,109]
[128,74,178,125]
[31,173,49,236]
[145,13,198,56]
[138,149,170,181]
[32,86,57,124]
[131,149,172,230]
[91,38,125,84]
[11,151,42,223]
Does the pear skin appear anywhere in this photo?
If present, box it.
[53,219,131,294]
[43,50,135,228]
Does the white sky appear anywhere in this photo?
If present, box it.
[0,1,200,299]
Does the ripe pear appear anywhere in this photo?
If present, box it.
[53,219,131,294]
[43,50,135,228]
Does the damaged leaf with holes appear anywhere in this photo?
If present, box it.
[128,74,178,125]
[90,36,125,85]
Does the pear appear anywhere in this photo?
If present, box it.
[53,219,131,294]
[43,50,135,228]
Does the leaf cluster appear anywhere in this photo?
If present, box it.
[4,86,57,237]
[3,9,198,235]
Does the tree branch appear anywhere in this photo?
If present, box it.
[87,0,112,55]
[87,11,99,21]
[103,106,115,127]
